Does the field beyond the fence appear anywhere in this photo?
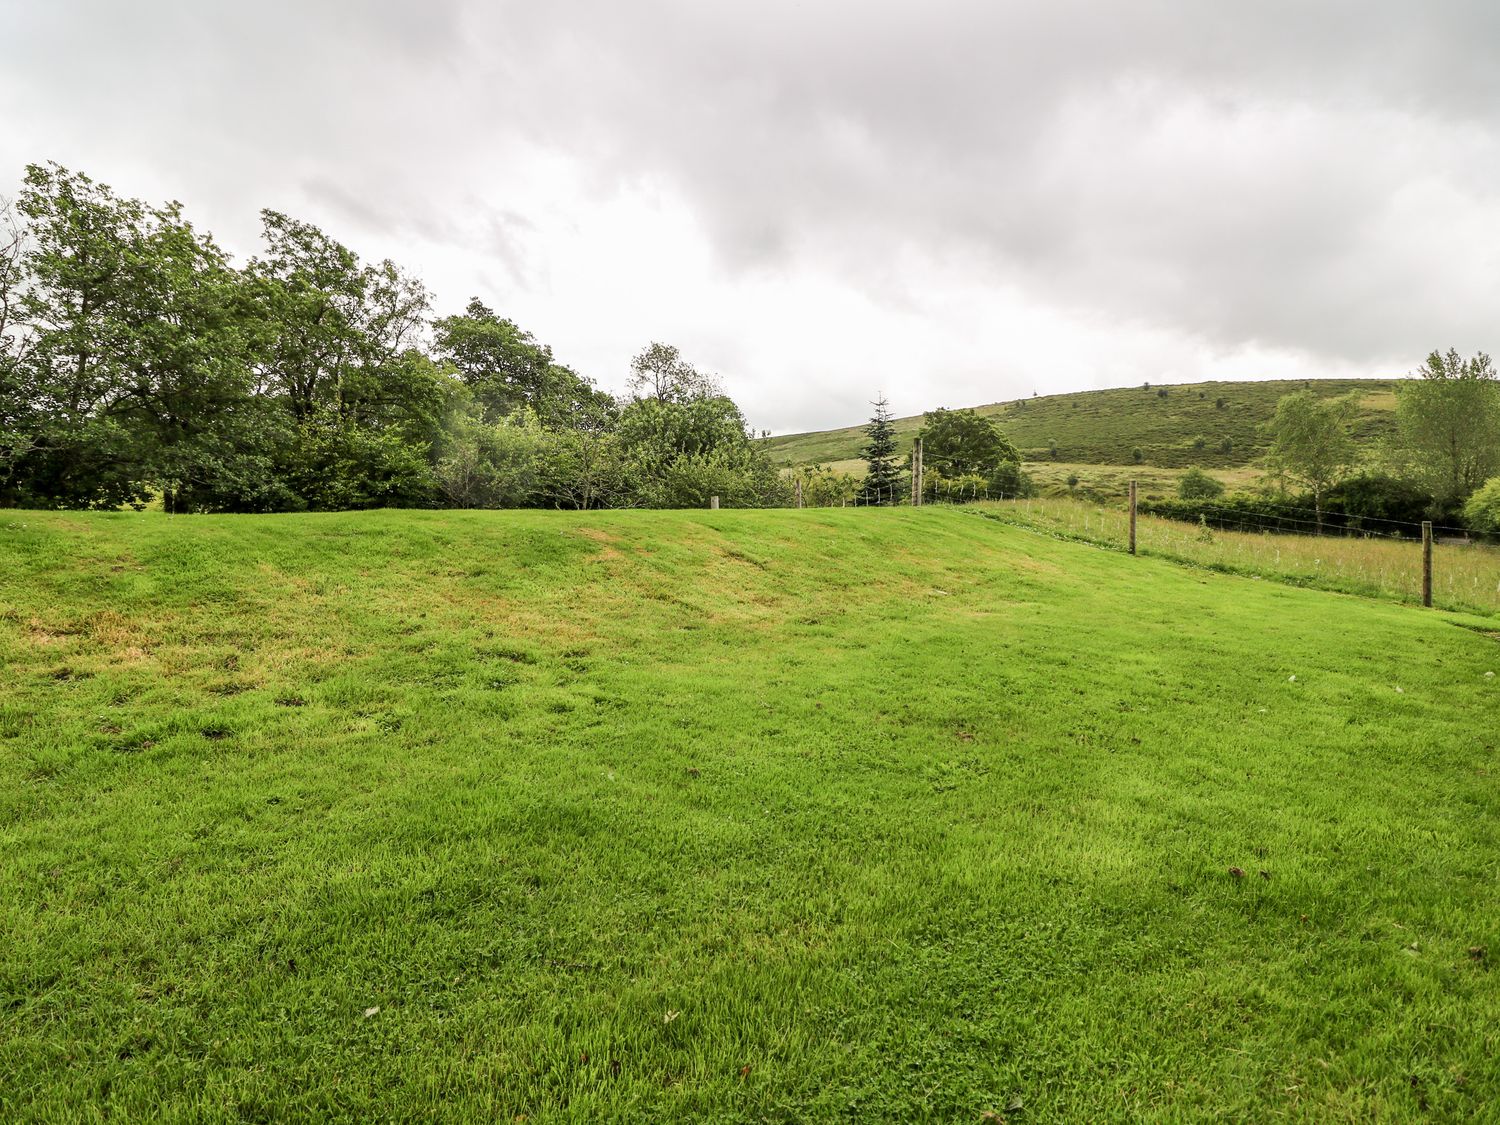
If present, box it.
[973,497,1500,616]
[2,507,1498,1122]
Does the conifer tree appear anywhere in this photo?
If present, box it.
[861,396,902,504]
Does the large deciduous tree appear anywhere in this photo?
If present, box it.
[917,408,1019,478]
[248,210,444,508]
[0,195,35,498]
[433,298,611,428]
[1390,348,1500,507]
[627,341,719,404]
[11,163,277,511]
[1262,390,1359,529]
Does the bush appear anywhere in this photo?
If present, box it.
[790,463,859,507]
[1131,447,1144,464]
[1142,482,1437,538]
[1463,476,1500,537]
[434,412,545,508]
[637,446,790,509]
[1325,475,1433,531]
[986,461,1035,499]
[1192,436,1206,451]
[1177,468,1225,500]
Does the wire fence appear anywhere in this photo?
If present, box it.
[975,495,1500,616]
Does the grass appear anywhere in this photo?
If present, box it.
[2,507,1498,1121]
[765,378,1398,470]
[974,497,1500,616]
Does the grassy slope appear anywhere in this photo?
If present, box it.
[766,378,1398,471]
[2,508,1497,1122]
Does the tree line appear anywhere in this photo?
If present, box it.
[1154,352,1500,536]
[0,163,789,512]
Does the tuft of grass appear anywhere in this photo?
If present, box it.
[1,507,1497,1122]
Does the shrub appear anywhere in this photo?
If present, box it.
[1326,475,1433,531]
[1143,484,1436,538]
[1157,388,1169,399]
[1192,436,1206,451]
[1178,468,1225,501]
[986,461,1035,499]
[1463,476,1500,537]
[1215,397,1227,409]
[1066,474,1080,490]
[1131,447,1144,464]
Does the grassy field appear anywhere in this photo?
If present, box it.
[791,460,1258,501]
[3,507,1498,1121]
[766,378,1397,471]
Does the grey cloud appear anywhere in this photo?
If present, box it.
[476,0,1500,360]
[3,0,1499,422]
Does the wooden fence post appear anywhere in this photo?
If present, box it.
[710,495,720,510]
[1422,521,1432,607]
[1129,480,1138,555]
[912,436,924,507]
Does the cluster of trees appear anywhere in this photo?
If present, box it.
[0,163,788,512]
[1173,349,1500,535]
[858,398,1032,504]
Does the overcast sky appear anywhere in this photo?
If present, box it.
[3,1,1498,433]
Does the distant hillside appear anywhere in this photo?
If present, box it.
[765,378,1399,471]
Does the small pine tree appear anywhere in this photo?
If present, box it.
[861,396,903,504]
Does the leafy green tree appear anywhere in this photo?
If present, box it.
[861,396,902,504]
[248,211,444,508]
[617,394,750,462]
[11,163,283,511]
[614,385,784,508]
[628,341,718,404]
[433,299,610,428]
[986,460,1034,499]
[918,408,1019,478]
[537,422,626,510]
[636,445,790,509]
[1262,391,1359,528]
[1390,348,1500,506]
[433,407,545,508]
[1178,468,1225,500]
[1463,475,1500,537]
[0,196,36,500]
[7,165,158,508]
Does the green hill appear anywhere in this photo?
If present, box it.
[4,507,1497,1119]
[766,378,1399,472]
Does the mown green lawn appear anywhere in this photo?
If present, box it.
[1,507,1496,1122]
